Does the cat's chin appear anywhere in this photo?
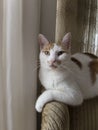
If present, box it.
[49,65,58,70]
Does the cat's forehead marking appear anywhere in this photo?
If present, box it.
[53,44,62,51]
[42,43,62,52]
[42,43,68,54]
[57,42,69,52]
[53,43,69,52]
[42,43,54,51]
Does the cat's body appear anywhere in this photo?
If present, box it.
[35,33,98,112]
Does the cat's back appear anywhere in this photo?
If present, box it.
[71,52,98,98]
[71,52,98,75]
[72,52,98,64]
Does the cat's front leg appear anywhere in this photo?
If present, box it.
[35,89,83,112]
[35,90,53,112]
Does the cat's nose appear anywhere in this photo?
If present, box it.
[48,59,56,65]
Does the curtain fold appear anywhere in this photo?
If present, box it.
[0,0,5,130]
[55,0,98,55]
[0,0,40,130]
[77,0,98,55]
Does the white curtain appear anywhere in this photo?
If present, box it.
[0,0,40,130]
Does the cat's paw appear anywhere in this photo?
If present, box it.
[35,91,52,112]
[35,100,43,113]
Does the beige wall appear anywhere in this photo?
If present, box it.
[22,0,40,130]
[40,0,57,41]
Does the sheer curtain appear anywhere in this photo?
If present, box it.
[0,0,40,130]
[55,0,98,55]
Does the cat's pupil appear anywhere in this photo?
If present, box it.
[44,51,50,55]
[57,51,65,56]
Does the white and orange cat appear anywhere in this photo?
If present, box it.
[35,33,98,112]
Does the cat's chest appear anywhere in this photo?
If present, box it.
[39,69,66,89]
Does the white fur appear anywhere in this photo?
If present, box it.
[35,34,98,112]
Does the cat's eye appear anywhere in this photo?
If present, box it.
[44,51,50,55]
[57,51,65,56]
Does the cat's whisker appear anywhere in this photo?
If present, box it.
[32,65,40,72]
[62,66,73,73]
[32,59,40,70]
[32,58,39,62]
[61,64,73,74]
[32,63,40,67]
[32,61,40,67]
[32,66,40,72]
[32,60,40,65]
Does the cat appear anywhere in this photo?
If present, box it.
[35,33,98,112]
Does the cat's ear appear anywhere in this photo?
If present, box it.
[62,32,71,51]
[38,34,49,50]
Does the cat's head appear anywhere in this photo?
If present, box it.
[38,33,71,70]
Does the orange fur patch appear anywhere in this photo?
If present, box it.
[89,59,98,84]
[42,43,54,52]
[83,52,98,84]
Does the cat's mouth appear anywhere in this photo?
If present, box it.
[49,64,57,69]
